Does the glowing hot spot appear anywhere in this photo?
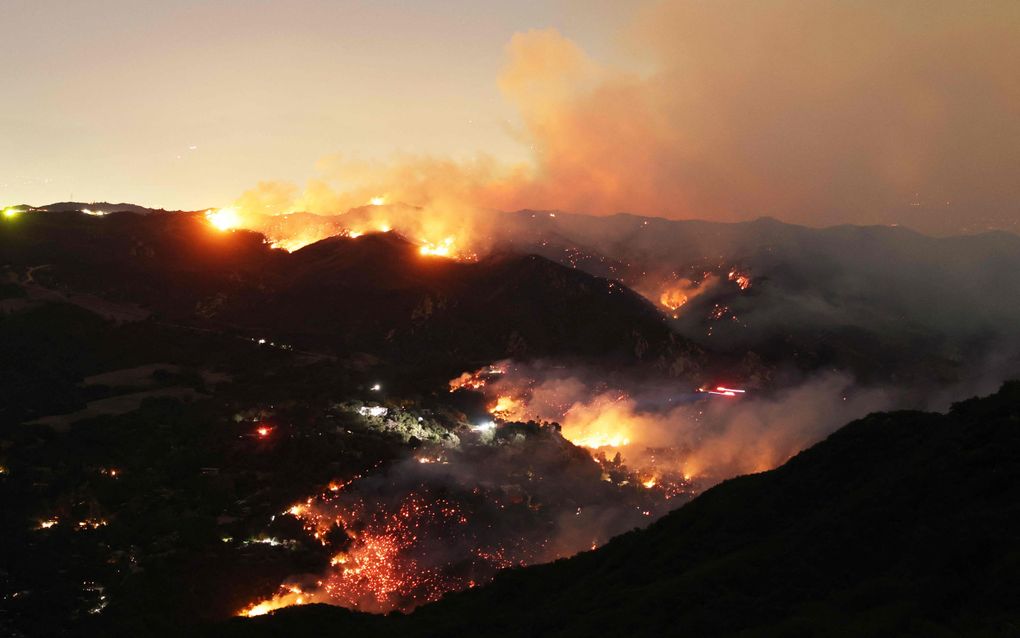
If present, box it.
[419,237,455,258]
[205,207,241,231]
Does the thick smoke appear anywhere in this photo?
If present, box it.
[233,1,1020,235]
[463,355,1018,484]
[473,361,882,481]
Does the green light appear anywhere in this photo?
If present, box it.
[2,207,20,219]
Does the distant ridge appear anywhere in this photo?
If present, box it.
[37,202,180,215]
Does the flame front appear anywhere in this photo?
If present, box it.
[205,207,241,231]
[241,585,308,617]
[419,236,455,258]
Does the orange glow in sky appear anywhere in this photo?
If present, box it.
[3,1,1018,235]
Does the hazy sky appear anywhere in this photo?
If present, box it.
[3,0,1018,234]
[1,0,633,206]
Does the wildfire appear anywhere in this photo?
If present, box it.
[369,196,387,206]
[728,269,752,290]
[270,235,325,252]
[655,276,712,318]
[419,237,455,258]
[659,288,689,317]
[241,585,308,617]
[205,207,241,231]
[449,366,505,393]
[488,395,522,419]
[570,433,631,449]
[241,485,522,615]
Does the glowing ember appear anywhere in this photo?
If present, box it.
[728,269,752,290]
[205,207,241,231]
[239,472,572,618]
[38,518,59,529]
[642,478,657,489]
[256,425,272,438]
[247,488,521,614]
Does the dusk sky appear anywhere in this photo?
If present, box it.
[3,0,1018,234]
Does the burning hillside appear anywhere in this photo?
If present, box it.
[238,410,688,617]
[447,359,900,484]
[235,351,900,620]
[212,201,486,261]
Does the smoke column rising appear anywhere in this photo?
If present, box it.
[234,1,1020,235]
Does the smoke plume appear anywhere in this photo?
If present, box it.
[233,1,1020,235]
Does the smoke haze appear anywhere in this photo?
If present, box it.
[233,1,1020,235]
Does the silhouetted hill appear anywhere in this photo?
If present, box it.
[220,381,1020,637]
[37,202,179,215]
[500,211,1020,384]
[0,210,697,372]
[225,204,1020,383]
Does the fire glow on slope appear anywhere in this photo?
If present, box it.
[445,359,850,487]
[223,199,479,259]
[636,267,753,320]
[241,489,502,616]
[237,407,697,619]
[205,207,241,231]
[448,360,899,486]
